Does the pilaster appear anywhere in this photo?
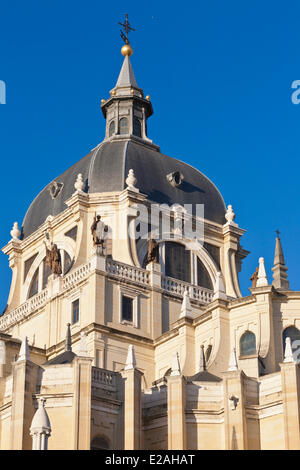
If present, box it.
[280,362,300,449]
[166,375,186,450]
[10,359,40,450]
[72,356,93,450]
[120,368,143,449]
[222,370,248,450]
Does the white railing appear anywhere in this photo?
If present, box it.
[92,367,116,388]
[63,261,92,290]
[0,289,49,330]
[0,258,213,331]
[106,259,150,286]
[162,275,213,304]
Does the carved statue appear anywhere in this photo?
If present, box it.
[91,215,108,252]
[250,267,259,288]
[147,238,159,264]
[44,241,62,276]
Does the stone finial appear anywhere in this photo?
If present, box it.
[30,397,51,450]
[213,272,227,301]
[74,173,85,192]
[124,344,137,370]
[283,337,294,363]
[225,205,238,227]
[126,169,138,191]
[256,257,269,287]
[10,222,21,240]
[17,336,30,362]
[78,331,88,357]
[228,348,239,371]
[179,289,193,319]
[199,345,206,372]
[272,233,289,290]
[65,323,72,352]
[170,352,181,376]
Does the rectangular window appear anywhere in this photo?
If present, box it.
[121,296,133,323]
[72,299,80,324]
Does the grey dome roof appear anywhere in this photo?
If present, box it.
[22,139,226,239]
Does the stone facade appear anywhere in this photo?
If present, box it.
[1,46,300,451]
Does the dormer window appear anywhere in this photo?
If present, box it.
[109,120,115,137]
[119,117,129,135]
[166,171,184,188]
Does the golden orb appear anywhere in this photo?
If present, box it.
[110,90,116,96]
[130,89,135,95]
[145,95,151,101]
[121,44,133,56]
[101,99,105,105]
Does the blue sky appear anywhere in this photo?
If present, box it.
[1,0,300,311]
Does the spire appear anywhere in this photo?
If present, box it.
[124,344,137,370]
[272,232,289,290]
[170,352,181,376]
[116,55,138,89]
[17,336,30,362]
[180,289,193,319]
[256,257,269,287]
[283,337,294,363]
[199,345,206,372]
[100,16,154,145]
[228,348,238,371]
[65,323,72,352]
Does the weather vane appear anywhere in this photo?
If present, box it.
[119,14,135,45]
[275,229,280,237]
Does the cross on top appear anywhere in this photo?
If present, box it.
[119,14,135,44]
[275,229,281,237]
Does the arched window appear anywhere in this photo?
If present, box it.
[119,117,129,135]
[197,258,213,290]
[109,120,115,137]
[27,250,74,299]
[28,269,39,298]
[283,326,300,361]
[240,331,256,357]
[165,242,191,283]
[91,435,110,450]
[133,117,142,137]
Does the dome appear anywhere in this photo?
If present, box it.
[21,139,226,239]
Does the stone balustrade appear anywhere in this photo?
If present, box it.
[0,256,213,331]
[92,367,117,389]
[106,259,150,286]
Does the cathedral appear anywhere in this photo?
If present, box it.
[1,25,300,451]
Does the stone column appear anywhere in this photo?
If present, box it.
[280,362,300,449]
[120,368,143,450]
[72,357,93,450]
[167,375,186,450]
[223,370,248,450]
